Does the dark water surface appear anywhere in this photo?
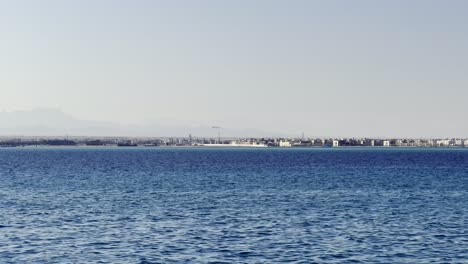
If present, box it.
[0,147,467,263]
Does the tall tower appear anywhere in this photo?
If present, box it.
[212,126,221,143]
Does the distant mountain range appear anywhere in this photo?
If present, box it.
[0,108,280,138]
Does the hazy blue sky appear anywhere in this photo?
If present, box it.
[1,0,467,137]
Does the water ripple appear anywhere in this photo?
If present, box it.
[0,148,467,263]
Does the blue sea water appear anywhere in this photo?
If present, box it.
[0,147,467,263]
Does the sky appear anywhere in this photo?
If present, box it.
[0,0,467,137]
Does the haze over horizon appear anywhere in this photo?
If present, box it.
[0,107,463,139]
[1,1,467,138]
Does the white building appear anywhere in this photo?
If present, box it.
[436,139,450,147]
[383,140,390,147]
[332,140,339,147]
[279,141,292,147]
[426,140,434,147]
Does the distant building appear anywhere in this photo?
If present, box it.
[436,139,450,147]
[332,140,339,147]
[426,140,434,147]
[383,140,390,147]
[364,139,374,146]
[414,140,421,146]
[279,141,292,147]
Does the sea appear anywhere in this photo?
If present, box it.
[0,147,467,263]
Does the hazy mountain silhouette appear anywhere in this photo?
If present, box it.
[0,108,280,137]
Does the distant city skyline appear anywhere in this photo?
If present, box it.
[1,1,467,137]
